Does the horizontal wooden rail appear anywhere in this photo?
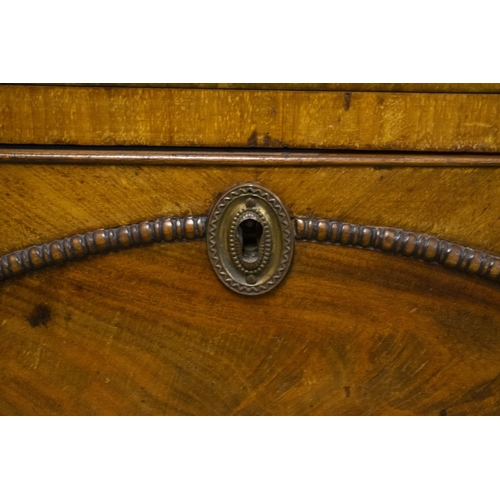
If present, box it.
[1,148,500,167]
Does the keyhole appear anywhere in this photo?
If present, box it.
[237,219,263,263]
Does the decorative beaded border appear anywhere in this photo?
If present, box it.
[4,187,500,288]
[0,216,206,282]
[294,217,500,281]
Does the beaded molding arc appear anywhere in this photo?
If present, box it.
[2,187,500,287]
[207,185,294,294]
[0,216,206,282]
[294,218,500,280]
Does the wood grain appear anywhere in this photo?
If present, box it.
[1,163,500,415]
[1,164,500,255]
[1,241,500,415]
[3,188,500,285]
[1,86,500,151]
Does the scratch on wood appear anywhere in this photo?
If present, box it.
[30,346,42,370]
[343,92,352,111]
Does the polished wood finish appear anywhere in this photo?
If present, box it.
[1,240,500,415]
[1,86,499,151]
[3,175,500,285]
[2,148,500,167]
[2,164,500,256]
[1,82,500,415]
[1,160,500,415]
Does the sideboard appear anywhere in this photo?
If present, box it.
[1,84,499,415]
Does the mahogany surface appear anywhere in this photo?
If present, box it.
[1,84,499,415]
[1,85,499,151]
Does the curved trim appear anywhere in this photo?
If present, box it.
[295,217,500,281]
[2,213,500,285]
[0,216,206,282]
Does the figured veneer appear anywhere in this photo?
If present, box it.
[1,86,499,151]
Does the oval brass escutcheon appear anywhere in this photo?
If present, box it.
[207,183,294,295]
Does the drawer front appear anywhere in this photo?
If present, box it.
[1,155,500,415]
[1,85,500,415]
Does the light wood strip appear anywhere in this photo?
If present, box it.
[1,86,499,151]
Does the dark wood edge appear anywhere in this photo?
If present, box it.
[1,148,500,167]
[3,83,500,93]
